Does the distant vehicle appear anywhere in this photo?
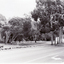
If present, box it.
[62,36,64,43]
[56,36,64,44]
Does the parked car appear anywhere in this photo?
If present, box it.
[55,36,64,44]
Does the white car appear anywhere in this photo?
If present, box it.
[56,37,64,43]
[62,37,64,43]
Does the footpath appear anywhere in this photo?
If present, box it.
[0,41,46,50]
[0,41,64,51]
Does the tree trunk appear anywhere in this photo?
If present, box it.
[59,27,62,44]
[0,32,2,41]
[35,35,37,43]
[5,31,10,44]
[5,31,8,44]
[61,27,63,43]
[12,34,18,42]
[0,28,3,42]
[51,31,53,45]
[54,34,57,45]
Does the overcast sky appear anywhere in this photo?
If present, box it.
[0,0,36,19]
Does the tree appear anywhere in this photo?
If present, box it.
[53,0,64,44]
[8,17,24,43]
[9,17,24,27]
[2,26,11,44]
[31,0,64,45]
[31,0,54,44]
[0,14,7,42]
[8,17,32,42]
[23,17,32,40]
[0,14,6,25]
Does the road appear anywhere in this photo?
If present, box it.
[0,43,64,63]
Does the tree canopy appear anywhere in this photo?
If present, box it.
[31,0,64,32]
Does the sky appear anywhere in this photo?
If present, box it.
[0,0,64,20]
[0,0,36,19]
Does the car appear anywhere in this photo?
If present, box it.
[55,36,64,44]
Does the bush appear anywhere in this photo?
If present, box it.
[41,34,46,41]
[45,33,51,41]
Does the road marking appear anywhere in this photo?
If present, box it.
[24,48,63,63]
[51,55,62,60]
[25,50,64,63]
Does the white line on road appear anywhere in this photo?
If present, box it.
[51,55,62,60]
[25,48,64,63]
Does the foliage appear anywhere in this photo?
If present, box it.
[9,17,24,26]
[32,0,64,31]
[23,18,32,40]
[41,34,46,41]
[1,0,64,43]
[8,17,32,41]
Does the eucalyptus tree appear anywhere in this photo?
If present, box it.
[8,17,32,42]
[31,0,64,45]
[23,17,32,41]
[0,14,7,42]
[2,26,11,44]
[8,17,24,43]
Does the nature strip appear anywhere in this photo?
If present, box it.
[0,45,36,51]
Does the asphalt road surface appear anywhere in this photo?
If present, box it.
[0,43,64,63]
